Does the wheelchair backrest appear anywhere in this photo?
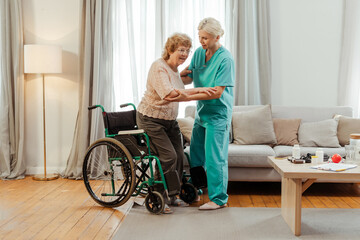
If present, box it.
[103,110,137,135]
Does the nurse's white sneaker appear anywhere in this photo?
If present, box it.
[199,201,226,210]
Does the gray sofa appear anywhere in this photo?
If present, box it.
[182,105,354,182]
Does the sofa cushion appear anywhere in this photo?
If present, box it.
[232,105,277,145]
[273,118,301,146]
[227,144,275,167]
[334,115,360,146]
[177,117,194,143]
[298,119,340,147]
[183,144,275,168]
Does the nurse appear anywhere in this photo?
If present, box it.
[165,17,235,210]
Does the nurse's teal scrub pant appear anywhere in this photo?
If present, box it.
[190,121,230,206]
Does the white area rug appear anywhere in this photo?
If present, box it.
[113,205,360,240]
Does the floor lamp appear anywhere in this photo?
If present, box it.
[24,44,62,181]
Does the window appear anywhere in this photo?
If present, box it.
[112,0,226,117]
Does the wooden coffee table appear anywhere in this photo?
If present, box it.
[267,156,360,236]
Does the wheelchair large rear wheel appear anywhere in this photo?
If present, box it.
[83,138,135,208]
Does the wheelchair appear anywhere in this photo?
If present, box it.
[82,103,201,214]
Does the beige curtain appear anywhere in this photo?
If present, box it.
[0,0,25,179]
[226,0,272,105]
[63,0,115,179]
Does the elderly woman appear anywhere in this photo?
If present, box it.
[166,18,235,210]
[136,33,216,214]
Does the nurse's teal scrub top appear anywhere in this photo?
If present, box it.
[188,46,235,126]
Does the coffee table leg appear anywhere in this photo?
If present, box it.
[281,177,302,236]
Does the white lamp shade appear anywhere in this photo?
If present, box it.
[24,45,62,73]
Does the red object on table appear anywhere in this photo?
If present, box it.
[331,154,342,163]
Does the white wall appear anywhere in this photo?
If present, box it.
[23,0,81,174]
[270,0,343,106]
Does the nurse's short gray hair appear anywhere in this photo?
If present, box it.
[198,17,224,38]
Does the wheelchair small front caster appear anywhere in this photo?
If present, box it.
[145,191,164,214]
[180,183,198,204]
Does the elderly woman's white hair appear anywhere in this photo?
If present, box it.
[198,17,224,37]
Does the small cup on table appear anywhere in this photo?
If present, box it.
[345,145,355,164]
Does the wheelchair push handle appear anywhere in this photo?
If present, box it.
[120,103,136,110]
[87,103,135,112]
[88,105,105,112]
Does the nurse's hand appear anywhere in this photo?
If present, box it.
[198,87,217,96]
[181,66,193,85]
[180,66,192,77]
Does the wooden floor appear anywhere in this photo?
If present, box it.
[1,177,360,239]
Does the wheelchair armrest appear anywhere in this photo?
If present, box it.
[117,129,145,135]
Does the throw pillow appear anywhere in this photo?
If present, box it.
[232,105,277,145]
[273,118,301,146]
[298,119,340,147]
[334,115,360,146]
[177,117,195,143]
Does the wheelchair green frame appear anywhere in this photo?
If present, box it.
[84,103,169,212]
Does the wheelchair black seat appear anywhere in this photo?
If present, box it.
[102,109,158,157]
[103,110,137,134]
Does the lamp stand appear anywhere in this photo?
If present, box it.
[33,74,59,181]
